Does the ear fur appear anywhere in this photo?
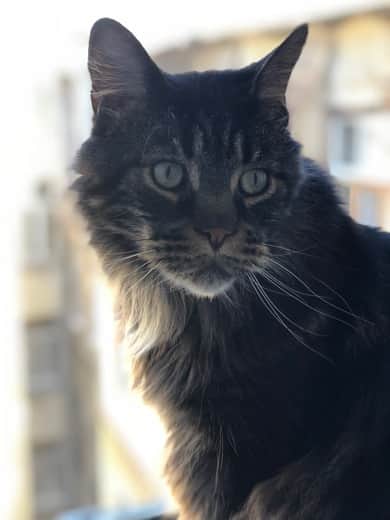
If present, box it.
[252,24,308,104]
[88,18,164,113]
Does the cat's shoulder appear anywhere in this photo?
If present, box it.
[358,222,390,262]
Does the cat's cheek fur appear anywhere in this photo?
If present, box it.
[108,262,190,356]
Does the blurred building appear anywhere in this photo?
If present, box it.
[21,181,97,520]
[3,4,389,520]
[58,199,171,512]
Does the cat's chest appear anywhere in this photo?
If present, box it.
[139,333,240,409]
[138,321,318,424]
[140,326,342,483]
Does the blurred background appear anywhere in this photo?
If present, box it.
[1,1,390,519]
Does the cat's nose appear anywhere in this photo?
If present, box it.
[195,227,234,251]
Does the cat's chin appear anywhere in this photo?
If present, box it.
[161,268,235,299]
[179,278,234,299]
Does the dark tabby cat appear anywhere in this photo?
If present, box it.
[73,18,390,519]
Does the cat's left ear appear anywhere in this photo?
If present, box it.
[252,24,308,105]
[88,18,165,114]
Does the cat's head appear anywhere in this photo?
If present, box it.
[74,19,307,299]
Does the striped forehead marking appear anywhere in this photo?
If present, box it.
[192,124,205,156]
[233,132,245,163]
[183,119,260,192]
[188,162,200,191]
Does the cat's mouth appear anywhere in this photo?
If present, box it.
[159,256,236,298]
[196,260,230,279]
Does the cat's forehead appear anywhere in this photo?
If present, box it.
[142,82,259,164]
[169,69,252,106]
[134,71,269,178]
[142,109,258,170]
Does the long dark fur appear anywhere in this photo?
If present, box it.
[73,19,390,519]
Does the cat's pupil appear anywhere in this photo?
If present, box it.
[240,169,268,195]
[153,161,183,189]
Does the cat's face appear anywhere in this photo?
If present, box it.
[75,19,307,298]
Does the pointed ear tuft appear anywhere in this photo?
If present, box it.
[88,18,163,113]
[253,24,308,105]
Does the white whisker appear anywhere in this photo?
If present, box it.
[261,269,359,331]
[247,272,333,364]
[265,257,371,324]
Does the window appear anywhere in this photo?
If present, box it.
[32,443,66,513]
[23,181,54,267]
[356,189,379,227]
[341,122,356,163]
[327,115,360,171]
[26,322,63,393]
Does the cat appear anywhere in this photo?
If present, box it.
[73,18,390,519]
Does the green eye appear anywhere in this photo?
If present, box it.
[152,162,185,190]
[239,169,269,196]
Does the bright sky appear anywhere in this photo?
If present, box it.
[4,0,387,78]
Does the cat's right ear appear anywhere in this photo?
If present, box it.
[252,24,308,106]
[88,18,164,114]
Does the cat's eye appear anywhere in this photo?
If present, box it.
[152,161,185,190]
[239,169,269,196]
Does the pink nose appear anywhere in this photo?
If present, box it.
[196,227,232,251]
